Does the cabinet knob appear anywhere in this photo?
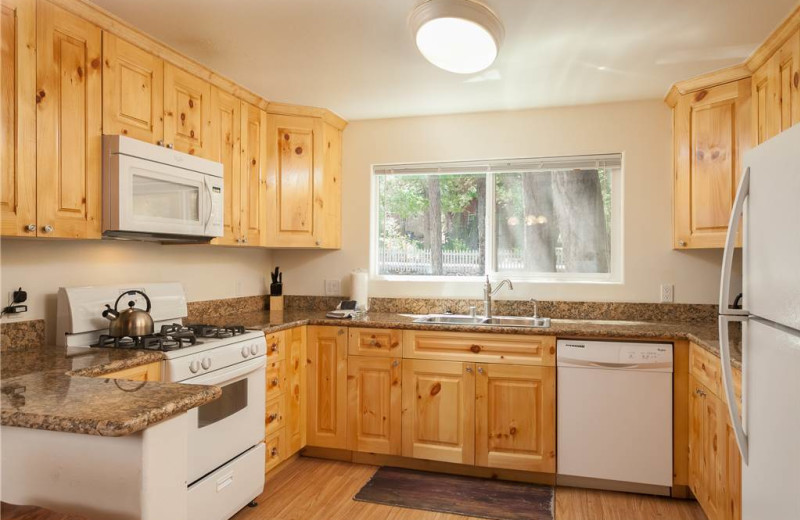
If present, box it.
[25,224,36,232]
[166,143,174,149]
[42,225,54,234]
[477,367,484,375]
[270,447,279,457]
[268,413,279,422]
[157,140,164,146]
[315,240,321,246]
[392,360,400,367]
[465,366,473,374]
[270,343,279,352]
[271,378,279,386]
[678,240,687,247]
[243,237,248,243]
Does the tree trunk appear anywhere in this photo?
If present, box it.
[522,171,556,271]
[427,176,443,275]
[475,177,486,275]
[551,169,609,273]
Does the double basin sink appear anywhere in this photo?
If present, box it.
[413,314,551,328]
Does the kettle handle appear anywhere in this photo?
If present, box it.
[114,290,152,312]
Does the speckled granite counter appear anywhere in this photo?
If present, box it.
[1,345,220,436]
[209,310,742,370]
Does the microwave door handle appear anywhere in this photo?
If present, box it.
[204,178,214,233]
[719,166,749,315]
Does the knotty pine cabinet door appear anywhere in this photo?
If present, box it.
[401,359,475,465]
[475,363,556,473]
[209,86,241,245]
[102,32,164,144]
[347,356,402,455]
[1,0,36,236]
[752,29,800,145]
[306,326,347,449]
[285,326,307,456]
[265,113,322,247]
[239,102,266,246]
[163,63,211,158]
[689,376,725,520]
[36,0,102,239]
[673,79,751,249]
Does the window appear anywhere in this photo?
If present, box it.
[372,154,622,282]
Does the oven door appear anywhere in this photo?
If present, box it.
[115,154,215,237]
[181,356,265,484]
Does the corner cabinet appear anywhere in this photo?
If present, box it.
[672,79,751,249]
[265,113,342,249]
[752,29,800,145]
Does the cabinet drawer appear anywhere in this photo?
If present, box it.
[690,343,742,407]
[265,428,286,472]
[348,328,402,357]
[265,394,285,436]
[266,359,286,396]
[266,332,285,361]
[403,330,555,366]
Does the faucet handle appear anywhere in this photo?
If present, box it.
[469,305,476,318]
[529,298,539,319]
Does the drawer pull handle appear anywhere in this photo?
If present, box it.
[268,413,279,423]
[270,344,279,352]
[477,367,484,375]
[369,338,381,348]
[465,366,473,374]
[470,344,482,353]
[271,378,279,386]
[392,360,399,367]
[271,447,279,457]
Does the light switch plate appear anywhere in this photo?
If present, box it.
[660,284,674,303]
[325,279,341,296]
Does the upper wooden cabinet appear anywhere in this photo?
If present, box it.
[163,63,212,158]
[102,32,164,144]
[752,29,800,145]
[36,0,102,239]
[209,86,242,246]
[240,102,266,246]
[1,0,36,236]
[265,113,342,249]
[673,79,751,249]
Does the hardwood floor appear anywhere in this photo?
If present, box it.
[232,457,706,520]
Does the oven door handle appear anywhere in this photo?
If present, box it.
[182,356,266,386]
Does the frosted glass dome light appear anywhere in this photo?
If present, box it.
[410,0,504,74]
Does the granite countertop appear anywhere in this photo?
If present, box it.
[1,345,220,436]
[216,309,742,369]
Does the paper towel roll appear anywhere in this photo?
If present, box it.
[351,270,369,311]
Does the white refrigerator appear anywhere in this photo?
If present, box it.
[719,122,800,519]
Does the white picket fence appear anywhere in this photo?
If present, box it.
[378,247,565,275]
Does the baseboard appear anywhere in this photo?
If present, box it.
[557,474,671,497]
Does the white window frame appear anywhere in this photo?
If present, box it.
[370,154,624,285]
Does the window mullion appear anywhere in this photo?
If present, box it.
[485,172,495,275]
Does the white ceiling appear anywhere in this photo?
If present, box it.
[92,0,796,121]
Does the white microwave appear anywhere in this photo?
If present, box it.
[103,135,224,242]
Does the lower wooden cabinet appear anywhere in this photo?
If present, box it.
[689,374,742,520]
[306,326,348,449]
[99,362,161,382]
[347,355,401,455]
[401,359,476,465]
[475,363,556,473]
[284,326,307,455]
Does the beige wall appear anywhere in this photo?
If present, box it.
[275,99,741,304]
[0,239,272,338]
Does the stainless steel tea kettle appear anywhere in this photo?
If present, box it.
[102,290,154,337]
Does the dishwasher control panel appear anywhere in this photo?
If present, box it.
[557,340,673,372]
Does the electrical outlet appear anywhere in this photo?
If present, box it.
[660,284,674,303]
[325,279,341,296]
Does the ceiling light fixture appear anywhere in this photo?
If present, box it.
[409,0,504,74]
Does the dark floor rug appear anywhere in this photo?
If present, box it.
[353,466,554,520]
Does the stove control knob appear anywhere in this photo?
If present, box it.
[241,346,250,358]
[250,344,258,356]
[189,360,200,374]
[201,358,211,370]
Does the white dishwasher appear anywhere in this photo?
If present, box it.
[556,339,673,496]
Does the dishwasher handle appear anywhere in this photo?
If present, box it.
[558,358,672,370]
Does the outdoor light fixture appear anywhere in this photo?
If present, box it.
[409,0,504,74]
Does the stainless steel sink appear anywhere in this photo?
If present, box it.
[413,314,551,328]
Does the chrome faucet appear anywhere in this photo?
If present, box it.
[483,276,513,318]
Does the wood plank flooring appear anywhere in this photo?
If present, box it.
[232,457,706,520]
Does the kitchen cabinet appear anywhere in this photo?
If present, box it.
[402,330,556,366]
[163,62,212,158]
[475,363,556,473]
[102,32,164,144]
[672,79,751,249]
[35,0,102,239]
[284,326,307,456]
[752,29,800,145]
[306,326,347,449]
[401,359,475,465]
[209,87,241,246]
[100,362,161,382]
[347,356,401,455]
[0,0,36,237]
[265,113,342,249]
[348,328,402,357]
[239,102,266,246]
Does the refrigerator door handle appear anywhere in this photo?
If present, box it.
[719,166,750,315]
[719,314,748,464]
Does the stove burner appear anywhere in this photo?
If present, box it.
[186,324,246,339]
[93,328,197,351]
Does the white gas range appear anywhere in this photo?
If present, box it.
[56,282,266,520]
